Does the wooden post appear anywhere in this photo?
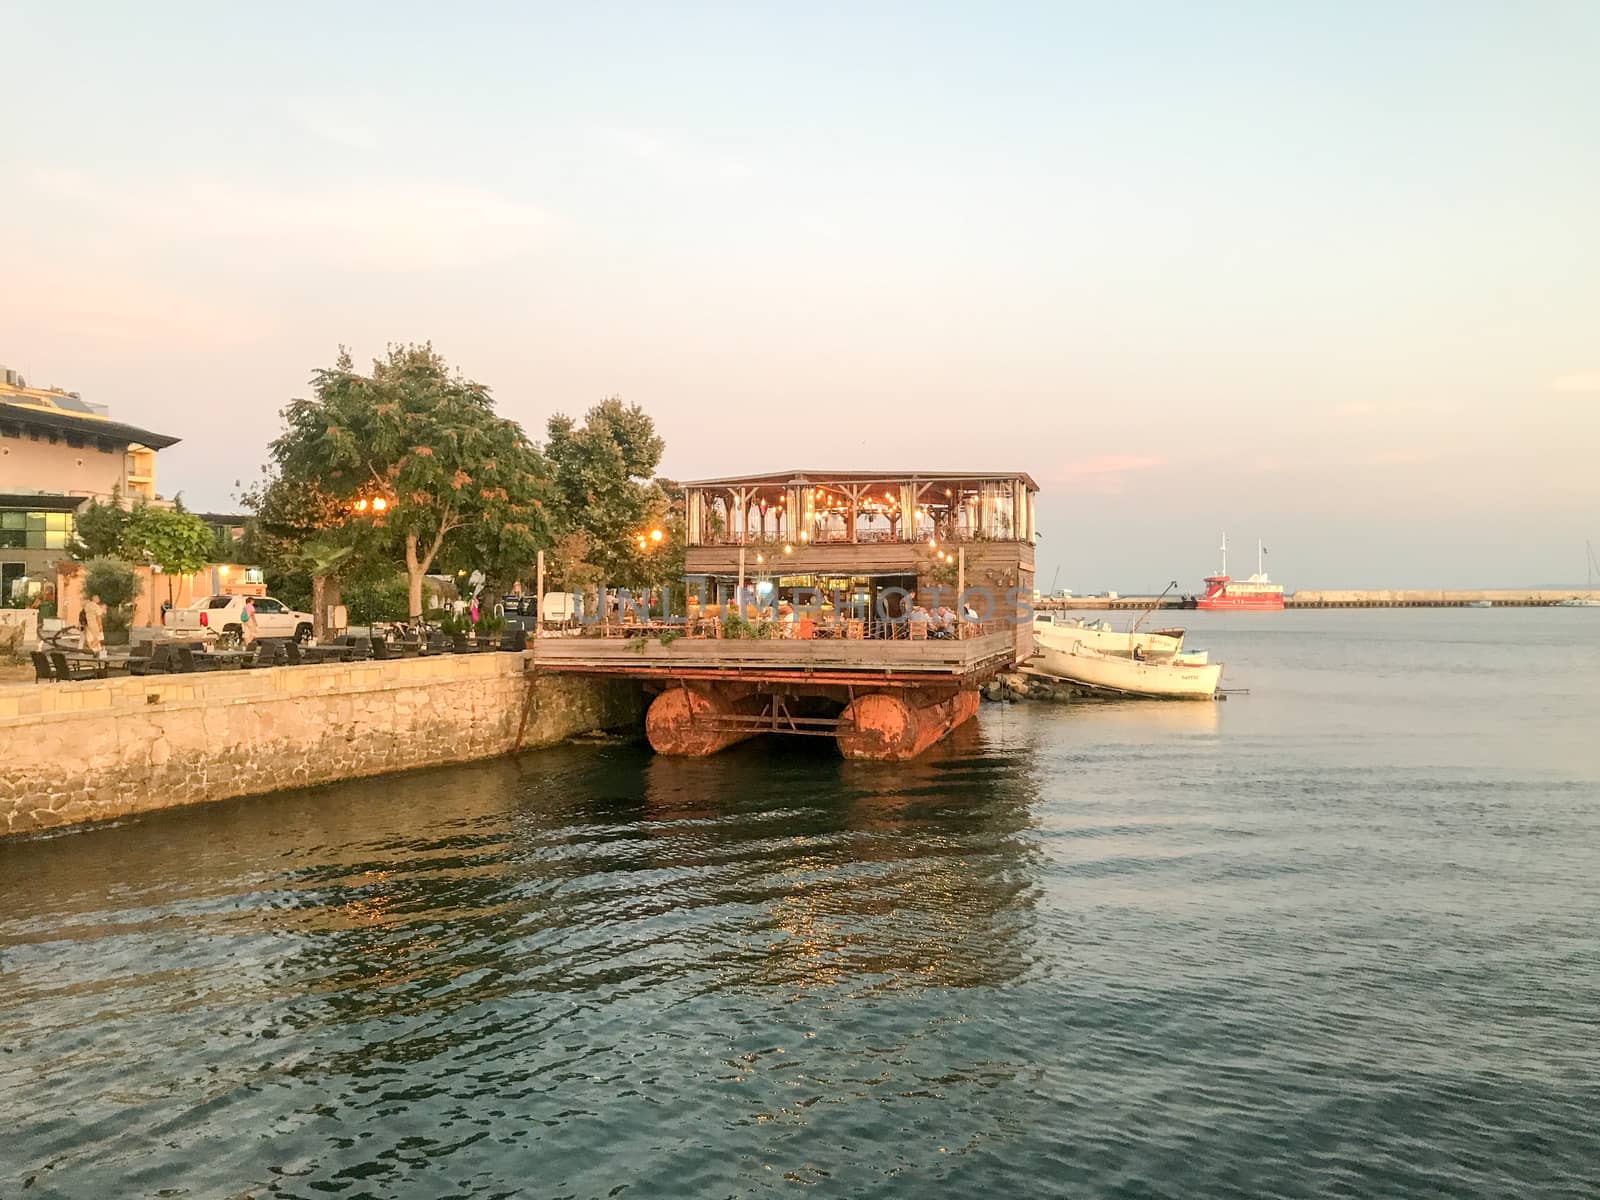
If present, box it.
[738,547,747,618]
[534,549,545,641]
[957,547,966,639]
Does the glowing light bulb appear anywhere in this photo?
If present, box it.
[371,496,388,512]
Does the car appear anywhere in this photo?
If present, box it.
[164,595,314,644]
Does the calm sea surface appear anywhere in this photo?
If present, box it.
[2,609,1598,1198]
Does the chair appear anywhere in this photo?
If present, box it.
[31,651,55,682]
[845,619,865,640]
[259,640,290,667]
[909,620,928,641]
[129,645,172,676]
[369,636,390,660]
[285,640,305,666]
[50,651,100,681]
[175,647,218,673]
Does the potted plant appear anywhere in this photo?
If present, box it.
[440,610,471,652]
[475,612,506,647]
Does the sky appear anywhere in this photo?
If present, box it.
[2,1,1597,590]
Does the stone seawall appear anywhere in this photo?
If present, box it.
[0,654,642,837]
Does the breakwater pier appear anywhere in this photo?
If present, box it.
[1043,589,1600,610]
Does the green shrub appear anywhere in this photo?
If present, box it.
[344,574,411,625]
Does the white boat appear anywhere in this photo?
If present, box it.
[1466,600,1493,609]
[1034,613,1185,660]
[1172,648,1210,665]
[1030,635,1223,700]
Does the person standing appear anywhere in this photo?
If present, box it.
[240,596,257,647]
[83,593,106,658]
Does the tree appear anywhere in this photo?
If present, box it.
[82,558,139,634]
[270,345,550,618]
[70,489,130,559]
[122,505,214,606]
[545,398,666,585]
[547,529,602,589]
[241,473,368,638]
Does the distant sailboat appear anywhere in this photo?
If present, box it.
[1556,540,1600,607]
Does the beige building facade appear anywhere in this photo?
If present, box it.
[0,364,179,609]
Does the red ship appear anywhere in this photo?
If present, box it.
[1197,534,1284,611]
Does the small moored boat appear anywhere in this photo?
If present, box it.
[1030,636,1223,700]
[1033,614,1185,660]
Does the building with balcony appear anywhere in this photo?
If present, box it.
[533,468,1041,761]
[0,364,180,607]
[682,468,1039,660]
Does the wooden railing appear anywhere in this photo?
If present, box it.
[692,526,1020,547]
[571,613,1011,642]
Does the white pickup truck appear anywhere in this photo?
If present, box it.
[164,595,314,644]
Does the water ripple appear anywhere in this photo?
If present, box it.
[4,615,1600,1197]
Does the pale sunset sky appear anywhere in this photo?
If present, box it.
[2,2,1597,589]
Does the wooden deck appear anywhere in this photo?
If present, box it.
[529,629,1016,683]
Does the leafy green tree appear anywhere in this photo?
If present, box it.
[208,525,241,564]
[270,344,550,618]
[241,474,371,637]
[123,505,214,607]
[547,530,603,591]
[70,489,130,558]
[341,572,411,625]
[82,557,139,633]
[545,398,666,585]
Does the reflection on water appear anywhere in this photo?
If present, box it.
[3,609,1599,1198]
[1041,695,1222,735]
[0,730,1050,1199]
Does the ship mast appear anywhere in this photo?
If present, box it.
[1219,531,1227,577]
[1257,537,1264,578]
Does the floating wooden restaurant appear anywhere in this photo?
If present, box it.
[532,469,1040,761]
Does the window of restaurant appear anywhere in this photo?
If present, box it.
[0,510,74,550]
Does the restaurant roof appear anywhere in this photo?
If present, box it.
[0,394,181,450]
[683,469,1039,491]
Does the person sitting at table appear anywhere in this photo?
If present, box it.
[908,605,931,636]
